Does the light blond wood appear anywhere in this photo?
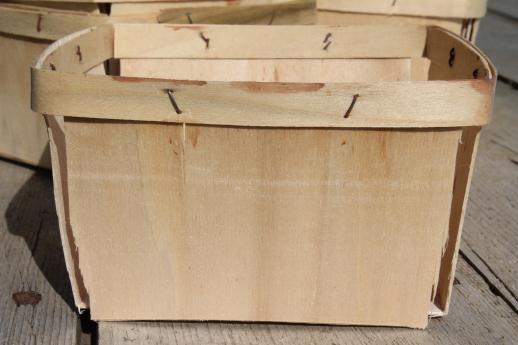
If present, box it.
[61,119,461,328]
[32,25,493,129]
[315,1,486,42]
[33,69,493,128]
[0,4,111,41]
[316,12,465,39]
[113,24,427,59]
[96,259,518,344]
[317,0,487,19]
[0,0,315,168]
[6,1,101,13]
[32,23,496,327]
[1,0,490,168]
[0,33,51,168]
[121,58,432,82]
[157,0,315,25]
[434,127,481,312]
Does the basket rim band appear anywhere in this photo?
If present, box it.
[31,24,496,128]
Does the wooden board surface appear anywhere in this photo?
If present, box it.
[90,80,516,345]
[98,258,518,344]
[460,82,518,308]
[477,11,518,82]
[2,80,517,344]
[0,160,81,345]
[0,34,51,168]
[488,0,518,20]
[1,6,517,344]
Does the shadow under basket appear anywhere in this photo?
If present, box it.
[31,24,496,328]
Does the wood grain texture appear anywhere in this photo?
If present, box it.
[0,4,111,41]
[63,122,460,327]
[31,25,494,128]
[0,33,51,168]
[477,11,518,82]
[0,160,80,345]
[156,0,315,25]
[97,258,518,345]
[113,24,427,59]
[461,82,518,307]
[2,0,308,168]
[316,11,465,41]
[121,58,431,83]
[96,81,518,344]
[32,23,496,326]
[32,69,493,128]
[112,0,313,16]
[316,0,487,18]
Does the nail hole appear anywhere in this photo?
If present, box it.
[473,68,479,79]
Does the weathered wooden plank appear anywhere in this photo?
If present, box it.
[0,160,80,345]
[460,82,518,305]
[488,0,518,21]
[98,258,518,345]
[477,11,518,82]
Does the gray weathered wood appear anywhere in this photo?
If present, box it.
[488,0,518,21]
[478,11,518,82]
[461,82,518,306]
[0,160,80,345]
[98,258,518,345]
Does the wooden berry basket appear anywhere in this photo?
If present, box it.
[0,0,312,168]
[32,24,495,328]
[317,0,487,43]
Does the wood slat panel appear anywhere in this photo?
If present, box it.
[32,69,493,128]
[114,24,427,59]
[317,0,487,19]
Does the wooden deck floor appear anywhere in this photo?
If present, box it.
[1,3,517,344]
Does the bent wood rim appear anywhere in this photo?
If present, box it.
[317,0,487,19]
[31,24,496,128]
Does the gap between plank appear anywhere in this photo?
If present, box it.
[459,243,518,314]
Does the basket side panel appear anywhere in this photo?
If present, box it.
[434,127,481,312]
[63,121,461,328]
[46,115,89,309]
